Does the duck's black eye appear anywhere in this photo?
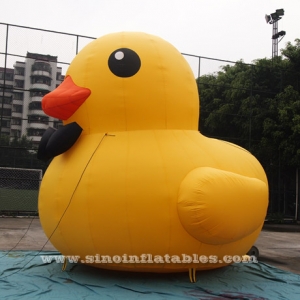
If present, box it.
[108,48,141,77]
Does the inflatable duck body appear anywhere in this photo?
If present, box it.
[38,32,268,275]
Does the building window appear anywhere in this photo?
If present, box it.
[56,72,62,80]
[30,90,49,97]
[0,71,14,81]
[53,120,63,129]
[0,84,13,92]
[29,102,42,110]
[15,67,25,76]
[27,128,45,136]
[12,104,23,113]
[11,118,22,125]
[28,115,49,124]
[31,76,51,86]
[14,79,24,88]
[1,120,10,128]
[32,62,52,74]
[11,129,21,137]
[13,92,24,100]
[0,108,11,116]
[0,96,12,104]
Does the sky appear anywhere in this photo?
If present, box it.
[0,0,299,76]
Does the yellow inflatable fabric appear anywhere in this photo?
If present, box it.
[38,32,268,275]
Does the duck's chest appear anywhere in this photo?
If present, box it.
[40,130,211,204]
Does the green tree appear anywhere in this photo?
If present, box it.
[281,38,300,92]
[0,135,49,171]
[0,135,10,146]
[10,135,33,148]
[197,39,300,216]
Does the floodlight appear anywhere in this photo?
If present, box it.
[265,14,271,24]
[276,9,284,16]
[270,12,279,21]
[272,30,286,40]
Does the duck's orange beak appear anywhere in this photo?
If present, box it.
[42,75,91,120]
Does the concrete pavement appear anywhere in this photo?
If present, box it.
[0,217,55,251]
[0,217,300,275]
[255,224,300,274]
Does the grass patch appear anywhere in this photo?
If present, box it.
[0,188,38,211]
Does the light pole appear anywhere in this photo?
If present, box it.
[265,9,286,58]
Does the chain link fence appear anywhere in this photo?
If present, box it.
[0,23,298,220]
[0,167,41,215]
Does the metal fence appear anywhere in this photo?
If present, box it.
[0,23,298,220]
[0,23,234,81]
[0,167,42,214]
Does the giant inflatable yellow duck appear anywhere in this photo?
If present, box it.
[38,32,268,281]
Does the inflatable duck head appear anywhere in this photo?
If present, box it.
[42,32,199,134]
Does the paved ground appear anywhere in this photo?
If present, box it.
[0,217,55,251]
[0,217,300,275]
[255,224,300,274]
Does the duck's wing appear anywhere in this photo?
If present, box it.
[177,167,268,245]
[37,122,82,161]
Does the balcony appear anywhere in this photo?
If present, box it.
[1,127,10,134]
[31,96,43,102]
[11,111,22,118]
[28,114,49,128]
[31,61,52,75]
[28,109,43,115]
[27,127,46,140]
[0,85,13,94]
[1,103,11,109]
[28,135,42,142]
[12,99,23,105]
[28,101,42,112]
[14,80,24,89]
[27,122,48,130]
[10,123,22,130]
[14,74,24,80]
[30,83,51,91]
[32,70,51,78]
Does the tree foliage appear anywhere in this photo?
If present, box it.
[197,39,300,216]
[0,135,49,172]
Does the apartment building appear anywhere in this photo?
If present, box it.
[0,67,13,137]
[0,52,64,147]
